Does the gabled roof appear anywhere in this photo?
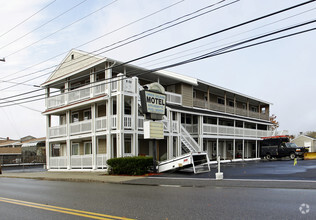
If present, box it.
[41,49,105,87]
[0,140,21,147]
[292,134,316,142]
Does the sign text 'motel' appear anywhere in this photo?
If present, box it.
[140,90,166,115]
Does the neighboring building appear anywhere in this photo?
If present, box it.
[21,137,46,163]
[292,135,316,152]
[0,138,22,164]
[42,49,273,171]
[0,137,46,164]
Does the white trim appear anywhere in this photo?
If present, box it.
[167,106,271,126]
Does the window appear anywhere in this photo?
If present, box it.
[72,143,80,155]
[261,107,266,114]
[193,90,196,98]
[71,54,74,60]
[124,138,132,154]
[242,103,247,109]
[251,106,258,112]
[83,110,91,120]
[60,115,66,125]
[228,100,234,107]
[84,142,92,155]
[72,112,79,123]
[217,97,225,105]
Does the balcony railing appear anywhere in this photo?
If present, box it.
[166,91,182,105]
[49,156,67,169]
[202,123,273,138]
[70,120,92,135]
[124,115,132,129]
[193,98,270,121]
[46,81,108,109]
[71,155,93,168]
[96,116,107,131]
[138,116,144,130]
[49,125,66,138]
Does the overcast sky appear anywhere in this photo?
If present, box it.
[0,0,315,139]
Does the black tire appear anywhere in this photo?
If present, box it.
[289,152,296,160]
[266,154,271,160]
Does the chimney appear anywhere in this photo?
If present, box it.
[299,132,303,135]
[6,137,9,141]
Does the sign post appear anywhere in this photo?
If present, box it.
[140,83,166,173]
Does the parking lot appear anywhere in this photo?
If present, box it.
[156,159,316,181]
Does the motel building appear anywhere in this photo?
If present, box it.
[42,50,273,171]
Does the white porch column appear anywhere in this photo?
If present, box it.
[167,109,173,160]
[132,77,139,156]
[91,103,97,170]
[255,140,258,158]
[45,115,51,169]
[106,62,112,159]
[223,140,227,160]
[233,139,236,160]
[117,73,124,157]
[242,139,245,160]
[198,115,203,151]
[66,110,71,170]
[216,138,219,158]
[177,112,181,156]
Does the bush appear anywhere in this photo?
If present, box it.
[107,156,153,175]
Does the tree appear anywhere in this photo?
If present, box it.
[269,114,279,131]
[305,131,316,138]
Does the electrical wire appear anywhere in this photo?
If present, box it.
[0,0,57,39]
[0,0,88,51]
[0,0,315,101]
[0,0,231,87]
[0,0,185,81]
[1,20,316,107]
[4,0,119,58]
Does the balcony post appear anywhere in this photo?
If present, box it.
[90,68,95,98]
[117,73,124,157]
[207,86,210,110]
[224,92,227,113]
[132,76,138,156]
[234,94,236,115]
[233,139,236,160]
[66,110,71,170]
[46,115,51,169]
[198,115,203,151]
[247,99,249,117]
[242,139,245,160]
[177,112,181,157]
[255,140,258,158]
[91,103,97,170]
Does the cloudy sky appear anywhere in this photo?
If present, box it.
[0,0,315,139]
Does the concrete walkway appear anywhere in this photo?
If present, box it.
[0,171,144,184]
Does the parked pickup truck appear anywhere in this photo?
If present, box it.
[260,135,308,160]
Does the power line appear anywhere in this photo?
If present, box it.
[0,0,314,100]
[0,0,56,39]
[0,0,185,81]
[0,0,88,51]
[4,0,119,58]
[1,20,316,107]
[0,0,242,90]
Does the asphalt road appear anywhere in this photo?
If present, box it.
[156,159,316,180]
[0,177,315,220]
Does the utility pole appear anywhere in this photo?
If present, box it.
[0,58,5,62]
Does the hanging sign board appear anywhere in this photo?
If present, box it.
[144,121,164,139]
[140,90,166,115]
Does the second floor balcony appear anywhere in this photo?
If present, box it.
[193,98,269,121]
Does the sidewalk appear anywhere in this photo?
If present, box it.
[2,170,316,190]
[0,171,144,184]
